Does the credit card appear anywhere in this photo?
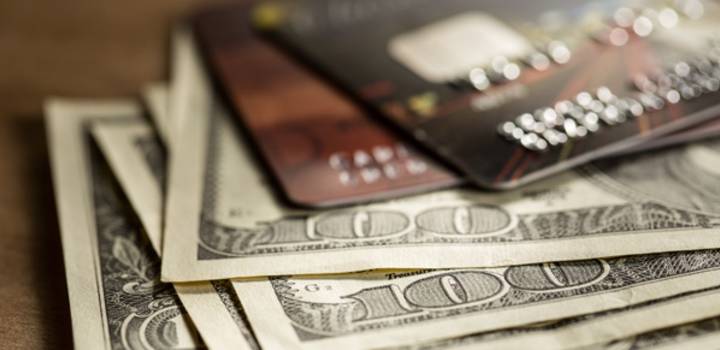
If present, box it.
[193,4,460,208]
[195,2,720,207]
[254,0,720,189]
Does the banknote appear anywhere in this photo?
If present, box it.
[160,30,720,282]
[47,99,257,350]
[92,122,166,253]
[233,251,720,350]
[91,116,259,350]
[390,286,720,350]
[585,315,720,350]
[142,82,171,146]
[46,99,202,349]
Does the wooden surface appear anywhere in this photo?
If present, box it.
[0,0,227,348]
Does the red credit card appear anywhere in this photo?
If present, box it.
[193,4,460,208]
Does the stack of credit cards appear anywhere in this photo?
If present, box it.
[194,0,720,206]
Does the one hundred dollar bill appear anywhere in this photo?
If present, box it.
[46,100,201,349]
[91,113,259,349]
[584,314,720,350]
[92,121,166,253]
[160,27,720,282]
[46,99,257,350]
[142,82,172,146]
[390,287,720,350]
[233,252,720,350]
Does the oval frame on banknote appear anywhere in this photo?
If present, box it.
[305,209,414,242]
[414,204,518,238]
[502,259,611,294]
[397,269,511,311]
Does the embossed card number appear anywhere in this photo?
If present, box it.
[329,143,432,187]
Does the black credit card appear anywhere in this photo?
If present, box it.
[253,0,720,189]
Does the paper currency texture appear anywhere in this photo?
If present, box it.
[234,250,720,349]
[46,100,203,349]
[92,115,259,350]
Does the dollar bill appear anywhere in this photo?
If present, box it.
[46,99,202,349]
[91,115,259,350]
[586,315,720,350]
[233,251,720,350]
[142,82,172,146]
[47,99,257,350]
[160,26,720,282]
[92,121,166,253]
[390,286,720,350]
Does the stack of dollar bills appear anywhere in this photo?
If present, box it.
[45,28,720,350]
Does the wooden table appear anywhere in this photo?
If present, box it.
[0,0,228,347]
